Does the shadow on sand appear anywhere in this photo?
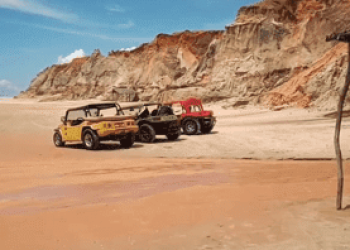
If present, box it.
[65,143,144,151]
[324,110,350,119]
[206,131,219,135]
[137,138,187,144]
[343,204,350,211]
[179,131,219,136]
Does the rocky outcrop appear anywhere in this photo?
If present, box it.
[17,0,350,110]
[265,43,348,108]
[211,0,350,109]
[19,32,224,102]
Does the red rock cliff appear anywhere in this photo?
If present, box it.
[17,0,350,110]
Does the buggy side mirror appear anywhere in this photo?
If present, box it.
[61,116,66,124]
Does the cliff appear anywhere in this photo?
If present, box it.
[17,0,350,110]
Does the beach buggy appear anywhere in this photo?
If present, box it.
[164,97,216,135]
[121,102,181,143]
[53,102,139,150]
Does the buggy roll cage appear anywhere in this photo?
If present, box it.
[64,102,125,120]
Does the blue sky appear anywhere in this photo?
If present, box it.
[0,0,258,97]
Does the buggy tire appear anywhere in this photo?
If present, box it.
[82,129,100,150]
[139,124,156,143]
[166,132,180,141]
[202,125,214,134]
[183,119,201,135]
[158,106,174,116]
[53,132,65,147]
[120,133,135,148]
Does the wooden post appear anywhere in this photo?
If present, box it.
[327,31,350,210]
[334,42,350,210]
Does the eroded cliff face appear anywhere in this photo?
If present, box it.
[19,31,224,102]
[211,0,350,109]
[17,0,350,110]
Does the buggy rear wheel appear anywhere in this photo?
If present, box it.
[120,133,135,148]
[158,105,174,116]
[82,130,100,150]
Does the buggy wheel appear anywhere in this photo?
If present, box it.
[53,132,65,147]
[202,125,214,134]
[82,130,100,150]
[120,133,135,148]
[183,119,200,135]
[139,124,156,143]
[166,132,180,141]
[158,105,174,116]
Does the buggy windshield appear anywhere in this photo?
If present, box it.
[86,103,125,117]
[121,104,161,116]
[190,105,202,112]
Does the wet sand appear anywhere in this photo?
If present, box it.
[1,99,350,249]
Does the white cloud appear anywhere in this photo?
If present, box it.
[79,19,135,30]
[31,23,127,40]
[0,0,77,22]
[0,79,19,90]
[119,46,137,52]
[106,4,125,12]
[0,1,134,28]
[6,19,137,40]
[0,79,21,96]
[57,49,86,64]
[117,20,134,29]
[30,23,148,42]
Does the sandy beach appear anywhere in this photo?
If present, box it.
[1,99,350,250]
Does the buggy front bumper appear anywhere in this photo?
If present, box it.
[203,117,216,127]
